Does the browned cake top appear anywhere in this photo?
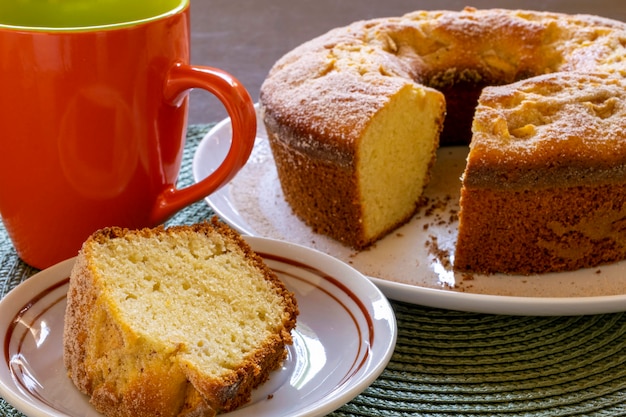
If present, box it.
[260,7,626,156]
[466,73,626,189]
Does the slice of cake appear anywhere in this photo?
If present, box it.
[63,219,298,417]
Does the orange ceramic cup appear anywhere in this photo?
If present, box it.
[0,0,256,269]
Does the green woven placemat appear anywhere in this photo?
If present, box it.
[2,125,626,417]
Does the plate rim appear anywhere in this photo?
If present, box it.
[0,236,397,417]
[193,104,626,316]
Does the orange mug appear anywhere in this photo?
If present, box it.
[0,0,256,269]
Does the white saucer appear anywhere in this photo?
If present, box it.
[192,104,626,316]
[0,236,396,417]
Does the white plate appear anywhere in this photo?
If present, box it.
[0,236,396,417]
[193,105,626,316]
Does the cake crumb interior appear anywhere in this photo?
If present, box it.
[358,84,443,240]
[90,230,286,376]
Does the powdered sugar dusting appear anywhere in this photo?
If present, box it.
[260,7,626,148]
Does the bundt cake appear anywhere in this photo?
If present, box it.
[63,219,298,417]
[259,7,626,274]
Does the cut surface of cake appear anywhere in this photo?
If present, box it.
[356,85,444,246]
[63,219,298,417]
[455,72,626,274]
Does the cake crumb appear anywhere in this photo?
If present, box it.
[424,234,453,270]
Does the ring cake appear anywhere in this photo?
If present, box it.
[259,7,626,274]
[63,220,298,417]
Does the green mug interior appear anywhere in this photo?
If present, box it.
[0,0,188,31]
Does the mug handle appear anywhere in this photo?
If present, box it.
[150,62,257,224]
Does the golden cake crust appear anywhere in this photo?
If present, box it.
[465,73,626,190]
[261,7,625,148]
[63,219,298,417]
